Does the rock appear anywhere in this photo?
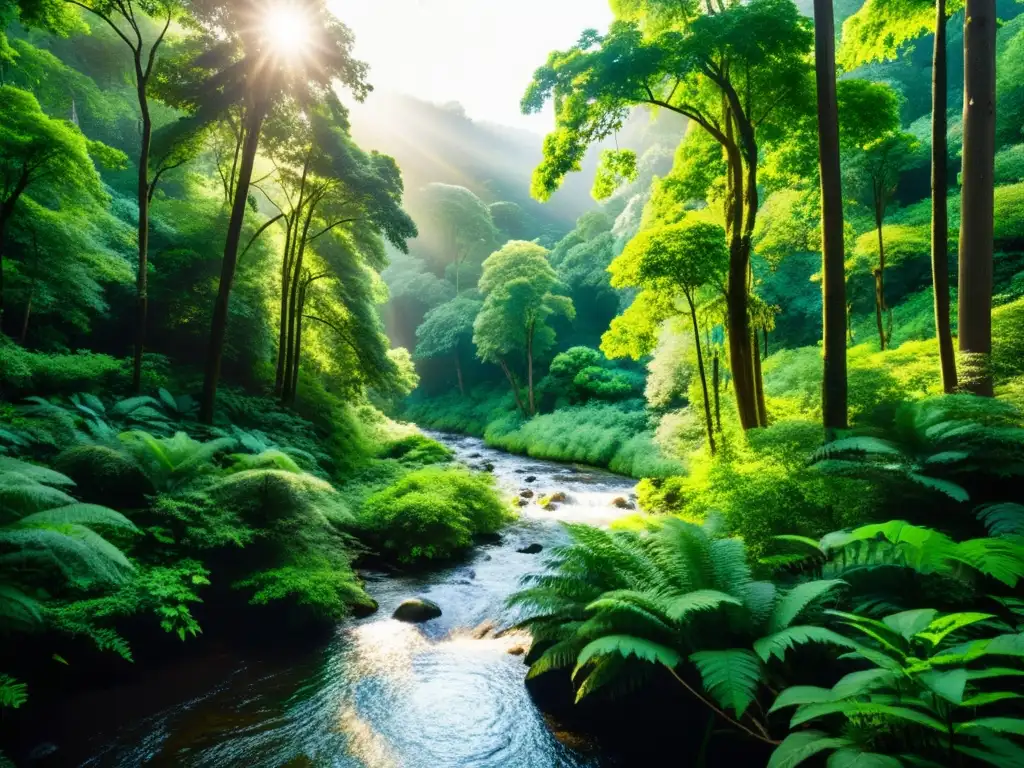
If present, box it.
[516,498,529,507]
[471,620,497,639]
[507,643,527,656]
[474,531,503,545]
[517,543,543,554]
[520,489,534,498]
[611,496,635,510]
[542,502,559,511]
[351,597,380,618]
[393,598,442,623]
[524,475,537,483]
[549,491,568,503]
[483,462,495,472]
[514,468,526,474]
[468,452,482,459]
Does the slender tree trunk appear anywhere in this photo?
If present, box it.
[932,0,958,393]
[200,99,267,424]
[498,358,528,417]
[288,281,308,405]
[763,327,768,359]
[957,0,995,396]
[131,57,152,393]
[0,167,31,334]
[814,0,849,434]
[687,292,716,455]
[455,354,465,395]
[724,147,758,430]
[282,208,314,404]
[19,294,31,344]
[874,199,887,350]
[752,331,767,427]
[712,350,722,432]
[274,214,294,395]
[527,321,536,416]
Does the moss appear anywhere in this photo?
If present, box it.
[53,445,154,507]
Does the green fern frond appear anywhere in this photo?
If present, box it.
[0,456,75,487]
[0,585,43,628]
[0,675,27,709]
[664,589,742,622]
[881,609,939,641]
[767,730,851,768]
[789,700,947,732]
[577,634,682,670]
[769,579,847,632]
[811,437,901,462]
[977,503,1024,537]
[689,648,763,718]
[527,637,588,679]
[17,504,137,531]
[755,626,861,663]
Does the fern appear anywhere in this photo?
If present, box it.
[768,579,847,632]
[689,649,763,718]
[0,675,27,709]
[754,626,860,662]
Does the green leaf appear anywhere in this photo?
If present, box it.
[768,686,834,714]
[830,668,897,699]
[882,609,937,640]
[576,635,681,669]
[769,579,847,632]
[689,649,763,718]
[768,730,850,768]
[965,667,1024,681]
[826,748,903,768]
[915,612,995,646]
[956,717,1024,735]
[664,589,742,622]
[906,473,969,502]
[791,701,947,732]
[917,668,967,704]
[756,626,860,662]
[960,692,1024,707]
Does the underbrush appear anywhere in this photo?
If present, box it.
[355,465,513,565]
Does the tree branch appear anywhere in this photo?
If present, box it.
[65,1,138,53]
[144,7,174,81]
[309,218,360,242]
[239,213,285,261]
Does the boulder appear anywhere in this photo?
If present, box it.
[514,468,526,474]
[482,462,495,472]
[468,452,482,459]
[611,496,635,510]
[524,475,537,483]
[507,643,527,656]
[549,491,568,503]
[393,598,442,623]
[351,597,380,618]
[471,620,497,639]
[516,498,529,507]
[517,543,543,554]
[520,489,534,498]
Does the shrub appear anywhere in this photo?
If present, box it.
[0,343,166,399]
[377,433,453,465]
[53,445,153,507]
[356,466,512,564]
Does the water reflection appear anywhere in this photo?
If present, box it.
[80,434,639,767]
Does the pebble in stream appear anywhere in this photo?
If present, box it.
[76,433,641,768]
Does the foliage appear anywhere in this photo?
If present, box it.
[356,466,512,564]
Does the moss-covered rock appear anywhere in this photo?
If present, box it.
[53,445,153,507]
[393,597,441,622]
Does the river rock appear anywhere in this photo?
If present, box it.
[611,496,635,510]
[471,620,497,639]
[524,475,537,483]
[468,452,482,459]
[519,489,534,498]
[483,462,495,472]
[514,468,526,473]
[507,643,527,656]
[393,598,442,623]
[549,491,568,503]
[517,543,543,554]
[475,531,503,545]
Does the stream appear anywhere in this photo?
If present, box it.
[62,433,642,767]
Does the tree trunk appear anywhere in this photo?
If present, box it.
[19,294,31,344]
[527,320,536,416]
[874,201,887,350]
[498,358,528,417]
[282,208,314,405]
[200,100,266,424]
[687,292,716,455]
[0,165,31,333]
[455,354,465,395]
[274,214,295,395]
[814,0,849,434]
[932,0,958,393]
[288,281,307,405]
[763,327,769,359]
[957,0,995,396]
[713,349,722,433]
[753,331,767,427]
[131,56,152,393]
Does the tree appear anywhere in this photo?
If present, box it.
[177,0,371,423]
[473,241,574,417]
[488,201,528,241]
[610,219,728,453]
[846,131,920,350]
[48,0,190,391]
[417,183,498,293]
[414,296,481,395]
[815,0,847,434]
[522,0,814,429]
[958,0,996,395]
[0,85,119,333]
[840,0,965,392]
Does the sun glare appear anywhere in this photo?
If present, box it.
[262,3,313,60]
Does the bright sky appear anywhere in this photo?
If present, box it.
[328,0,613,131]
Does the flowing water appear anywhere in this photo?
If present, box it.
[65,433,642,768]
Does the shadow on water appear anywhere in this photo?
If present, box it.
[52,433,645,767]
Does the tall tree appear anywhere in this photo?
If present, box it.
[417,183,497,293]
[414,296,481,395]
[177,0,371,423]
[846,131,920,350]
[840,0,964,391]
[609,219,728,454]
[957,0,996,395]
[521,0,813,429]
[473,241,574,416]
[0,85,121,332]
[56,0,188,391]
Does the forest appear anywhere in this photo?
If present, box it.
[1,0,1023,765]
